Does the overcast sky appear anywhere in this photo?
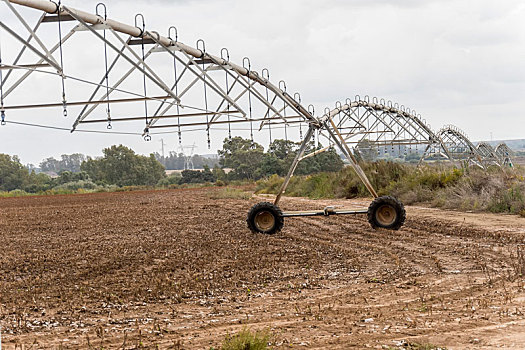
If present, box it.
[1,0,524,165]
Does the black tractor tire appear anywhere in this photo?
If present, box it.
[247,202,284,234]
[367,196,406,230]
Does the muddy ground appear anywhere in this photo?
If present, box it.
[1,187,525,349]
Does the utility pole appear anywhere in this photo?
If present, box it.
[179,143,197,170]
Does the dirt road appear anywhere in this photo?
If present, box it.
[1,188,524,349]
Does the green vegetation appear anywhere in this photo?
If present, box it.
[155,136,345,187]
[219,137,265,180]
[156,172,182,188]
[40,153,86,173]
[0,145,165,196]
[0,137,340,197]
[257,161,525,216]
[154,151,219,170]
[218,328,271,350]
[218,137,343,181]
[208,187,252,200]
[180,165,216,184]
[81,145,165,186]
[256,161,414,199]
[0,154,37,191]
[0,154,102,194]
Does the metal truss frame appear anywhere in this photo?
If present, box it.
[426,125,485,168]
[476,142,501,168]
[0,0,318,135]
[318,97,452,162]
[495,143,514,167]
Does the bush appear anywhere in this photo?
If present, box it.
[157,173,182,187]
[56,171,90,185]
[384,165,464,204]
[0,189,29,198]
[220,328,270,350]
[180,165,216,184]
[257,161,413,199]
[488,184,525,214]
[256,161,525,215]
[114,185,153,192]
[286,172,338,199]
[255,174,283,194]
[53,180,99,191]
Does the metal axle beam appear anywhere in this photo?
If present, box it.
[282,207,368,218]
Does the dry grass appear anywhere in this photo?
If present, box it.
[218,328,271,350]
[208,187,252,200]
[257,161,525,215]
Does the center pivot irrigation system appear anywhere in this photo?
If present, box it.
[0,0,512,234]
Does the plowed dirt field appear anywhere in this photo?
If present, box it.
[1,187,525,349]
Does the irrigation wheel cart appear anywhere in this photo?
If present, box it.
[247,121,406,234]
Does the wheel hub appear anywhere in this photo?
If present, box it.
[254,211,275,231]
[375,204,396,226]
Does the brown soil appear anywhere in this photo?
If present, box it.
[1,188,525,349]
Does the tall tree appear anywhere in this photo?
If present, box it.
[0,154,29,191]
[218,137,264,180]
[40,153,86,173]
[81,145,165,186]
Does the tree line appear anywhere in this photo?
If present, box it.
[0,137,343,193]
[0,146,166,193]
[35,151,218,173]
[153,152,219,170]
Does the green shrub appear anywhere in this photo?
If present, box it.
[81,145,166,186]
[287,172,338,199]
[157,173,182,187]
[208,188,251,200]
[488,184,525,214]
[180,165,216,184]
[115,185,153,192]
[53,180,99,191]
[255,174,284,194]
[0,189,29,198]
[220,328,270,350]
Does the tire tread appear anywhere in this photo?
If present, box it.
[246,202,284,234]
[367,195,406,230]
